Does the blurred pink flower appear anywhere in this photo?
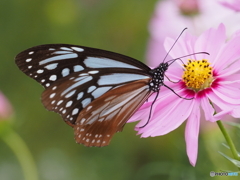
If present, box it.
[0,91,13,119]
[129,24,240,166]
[147,0,240,67]
[219,0,240,11]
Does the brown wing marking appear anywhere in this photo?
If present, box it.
[74,79,151,147]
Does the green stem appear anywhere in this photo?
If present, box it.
[217,120,240,168]
[1,128,39,180]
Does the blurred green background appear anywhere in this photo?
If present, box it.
[0,0,239,180]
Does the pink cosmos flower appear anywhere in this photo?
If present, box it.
[129,24,240,166]
[219,0,240,11]
[148,0,240,67]
[0,91,13,119]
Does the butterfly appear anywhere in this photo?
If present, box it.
[15,44,172,147]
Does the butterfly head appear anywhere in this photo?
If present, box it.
[159,62,169,72]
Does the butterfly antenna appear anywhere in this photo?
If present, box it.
[162,28,187,63]
[139,91,160,128]
[166,51,210,65]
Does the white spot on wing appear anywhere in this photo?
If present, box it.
[98,73,149,85]
[28,51,34,55]
[52,86,57,90]
[72,108,79,115]
[65,90,76,98]
[91,86,112,99]
[88,70,99,74]
[37,69,44,74]
[74,76,87,82]
[80,118,86,124]
[87,86,96,93]
[45,63,58,70]
[49,75,57,81]
[66,101,73,108]
[26,58,32,62]
[39,53,77,65]
[82,98,91,108]
[28,65,32,69]
[74,65,84,72]
[79,73,88,76]
[71,47,84,52]
[57,100,63,105]
[46,83,50,87]
[86,106,92,111]
[60,47,73,51]
[61,76,92,95]
[62,68,70,77]
[77,92,84,100]
[50,93,56,98]
[84,57,140,69]
[52,51,73,55]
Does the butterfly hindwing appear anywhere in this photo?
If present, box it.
[41,68,151,126]
[74,79,152,147]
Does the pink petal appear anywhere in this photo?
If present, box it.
[164,35,196,63]
[185,102,200,166]
[219,74,240,88]
[212,86,240,104]
[140,95,194,137]
[232,29,240,38]
[207,92,240,118]
[128,107,148,123]
[200,96,215,121]
[214,36,240,72]
[215,84,240,99]
[130,82,185,126]
[165,66,183,81]
[221,73,240,82]
[218,59,240,77]
[219,0,240,11]
[194,24,226,63]
[211,109,233,121]
[0,92,13,119]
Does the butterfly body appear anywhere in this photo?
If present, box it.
[15,44,169,147]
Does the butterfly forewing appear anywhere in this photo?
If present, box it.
[15,44,150,88]
[74,79,152,147]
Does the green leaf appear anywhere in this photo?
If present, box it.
[219,151,240,168]
[224,121,240,129]
[222,143,240,156]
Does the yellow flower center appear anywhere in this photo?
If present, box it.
[182,59,214,92]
